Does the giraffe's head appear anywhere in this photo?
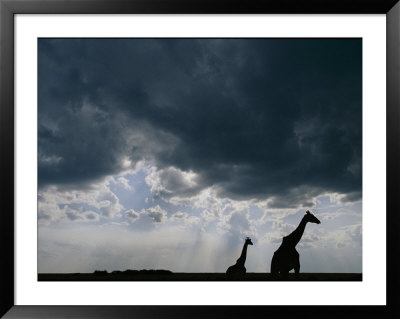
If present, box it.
[245,237,253,245]
[305,210,321,224]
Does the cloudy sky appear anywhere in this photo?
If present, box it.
[38,38,362,274]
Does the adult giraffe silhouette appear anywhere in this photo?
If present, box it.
[226,237,253,280]
[270,210,320,279]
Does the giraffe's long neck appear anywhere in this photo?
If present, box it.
[237,243,249,265]
[285,217,308,248]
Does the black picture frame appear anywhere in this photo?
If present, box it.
[1,0,399,318]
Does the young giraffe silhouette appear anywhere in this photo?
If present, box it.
[270,210,320,279]
[226,237,253,280]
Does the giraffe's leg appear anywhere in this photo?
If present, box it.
[271,256,278,275]
[270,252,281,281]
[294,253,300,279]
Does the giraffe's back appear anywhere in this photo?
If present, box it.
[226,263,246,279]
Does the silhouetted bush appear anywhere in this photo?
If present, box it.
[111,270,122,274]
[111,269,173,275]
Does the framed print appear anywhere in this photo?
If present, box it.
[1,0,399,318]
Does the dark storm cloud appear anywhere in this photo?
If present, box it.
[38,38,362,205]
[340,191,362,203]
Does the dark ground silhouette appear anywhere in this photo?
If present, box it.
[38,272,361,281]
